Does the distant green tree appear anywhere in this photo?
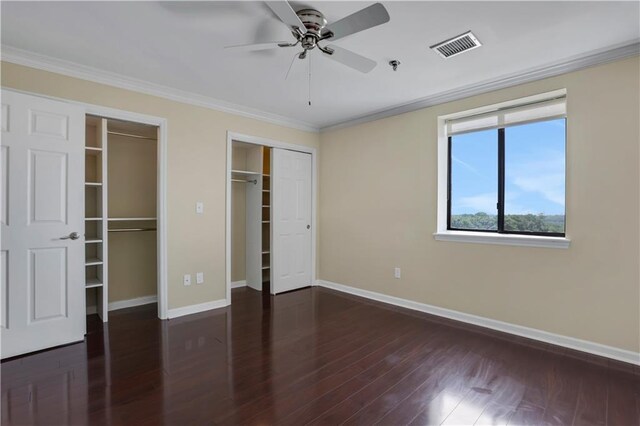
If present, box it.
[450,212,497,230]
[451,212,564,233]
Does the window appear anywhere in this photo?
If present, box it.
[446,98,566,237]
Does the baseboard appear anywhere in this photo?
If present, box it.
[318,280,640,366]
[231,280,247,289]
[110,295,157,311]
[86,295,157,315]
[167,299,228,319]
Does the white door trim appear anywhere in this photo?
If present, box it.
[2,87,170,320]
[225,131,317,303]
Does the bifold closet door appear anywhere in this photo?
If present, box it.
[1,90,85,359]
[271,148,312,295]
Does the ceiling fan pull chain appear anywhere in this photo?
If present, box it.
[308,54,312,106]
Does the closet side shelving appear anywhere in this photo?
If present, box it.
[84,116,109,322]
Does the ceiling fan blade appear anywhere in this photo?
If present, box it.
[324,3,390,42]
[265,1,307,34]
[224,41,291,51]
[324,45,376,73]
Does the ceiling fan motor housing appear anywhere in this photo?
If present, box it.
[296,9,327,34]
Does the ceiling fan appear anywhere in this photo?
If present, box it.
[225,2,390,76]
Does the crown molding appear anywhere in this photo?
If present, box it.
[320,40,640,132]
[0,45,320,133]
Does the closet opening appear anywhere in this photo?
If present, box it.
[231,141,272,296]
[84,115,160,325]
[228,132,316,302]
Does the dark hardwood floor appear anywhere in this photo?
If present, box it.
[2,286,639,425]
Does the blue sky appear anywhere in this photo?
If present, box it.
[451,119,566,216]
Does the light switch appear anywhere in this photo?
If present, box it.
[196,202,204,214]
[196,272,204,284]
[183,274,192,286]
[394,267,401,279]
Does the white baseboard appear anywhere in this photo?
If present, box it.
[318,280,640,366]
[86,295,157,315]
[231,280,247,289]
[110,295,157,311]
[167,299,228,319]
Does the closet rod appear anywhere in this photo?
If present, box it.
[108,228,157,232]
[107,131,156,141]
[232,178,257,184]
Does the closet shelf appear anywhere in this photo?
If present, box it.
[85,182,102,186]
[85,258,103,266]
[85,239,103,244]
[85,278,103,288]
[108,217,157,221]
[262,205,270,208]
[262,251,270,254]
[231,169,260,176]
[85,217,103,221]
[262,221,270,223]
[262,190,270,193]
[262,266,270,270]
[85,147,103,154]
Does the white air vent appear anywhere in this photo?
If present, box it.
[430,31,481,59]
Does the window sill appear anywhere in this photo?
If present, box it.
[433,231,570,249]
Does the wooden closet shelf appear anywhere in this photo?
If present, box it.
[85,182,102,186]
[85,258,103,266]
[262,251,270,254]
[85,239,103,244]
[262,221,270,223]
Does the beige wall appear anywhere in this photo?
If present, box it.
[319,57,640,353]
[231,146,247,282]
[0,61,321,309]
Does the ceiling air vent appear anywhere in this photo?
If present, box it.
[430,31,481,59]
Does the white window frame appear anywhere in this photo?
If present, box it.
[434,89,571,249]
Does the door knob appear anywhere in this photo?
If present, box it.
[61,232,80,240]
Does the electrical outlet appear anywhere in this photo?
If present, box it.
[196,272,204,284]
[394,267,401,279]
[183,274,192,286]
[196,201,204,214]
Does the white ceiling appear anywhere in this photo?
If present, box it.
[2,1,639,130]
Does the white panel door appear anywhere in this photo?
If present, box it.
[1,90,85,359]
[272,149,312,294]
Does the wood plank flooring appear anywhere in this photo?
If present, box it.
[2,286,638,425]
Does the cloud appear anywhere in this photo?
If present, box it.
[513,174,565,205]
[508,154,565,207]
[457,192,497,213]
[452,156,478,173]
